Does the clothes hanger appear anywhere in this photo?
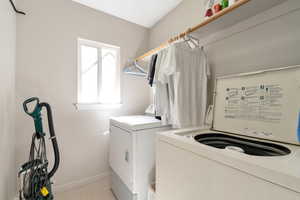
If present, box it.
[123,60,147,78]
[184,35,199,48]
[133,61,147,74]
[183,34,200,49]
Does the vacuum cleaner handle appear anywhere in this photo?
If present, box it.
[23,97,44,137]
[23,97,39,114]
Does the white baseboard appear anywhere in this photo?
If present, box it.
[14,171,111,198]
[53,171,111,193]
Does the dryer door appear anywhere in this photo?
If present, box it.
[109,125,134,192]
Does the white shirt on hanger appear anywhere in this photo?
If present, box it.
[155,42,210,128]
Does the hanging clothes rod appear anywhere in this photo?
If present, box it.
[9,0,26,15]
[134,0,251,62]
[134,30,191,62]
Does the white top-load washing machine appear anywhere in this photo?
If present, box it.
[156,66,300,200]
[109,115,170,200]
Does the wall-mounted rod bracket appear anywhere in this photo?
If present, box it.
[9,0,26,15]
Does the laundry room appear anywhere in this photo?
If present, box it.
[0,0,300,200]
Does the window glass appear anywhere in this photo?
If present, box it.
[78,39,120,105]
[100,48,118,103]
[80,45,98,103]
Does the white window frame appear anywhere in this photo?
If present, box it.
[76,38,121,110]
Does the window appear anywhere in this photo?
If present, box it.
[77,38,121,109]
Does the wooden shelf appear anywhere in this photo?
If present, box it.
[136,0,287,61]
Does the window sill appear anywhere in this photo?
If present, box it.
[74,103,122,111]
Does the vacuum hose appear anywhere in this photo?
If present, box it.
[40,102,60,179]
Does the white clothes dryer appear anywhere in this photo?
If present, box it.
[109,115,170,200]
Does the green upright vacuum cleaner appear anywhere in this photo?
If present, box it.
[18,97,60,200]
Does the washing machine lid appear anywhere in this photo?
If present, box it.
[213,65,300,145]
[110,115,166,131]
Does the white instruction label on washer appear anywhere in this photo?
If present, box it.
[224,84,283,123]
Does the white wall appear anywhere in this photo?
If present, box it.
[150,0,300,101]
[16,0,150,189]
[150,0,207,48]
[0,0,16,199]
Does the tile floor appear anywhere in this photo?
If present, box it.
[55,181,116,200]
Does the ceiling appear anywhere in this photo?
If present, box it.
[72,0,183,28]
